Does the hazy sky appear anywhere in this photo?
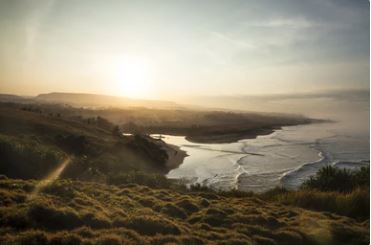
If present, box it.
[0,0,369,98]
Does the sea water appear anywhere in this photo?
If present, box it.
[155,94,370,192]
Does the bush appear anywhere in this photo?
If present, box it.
[302,166,369,193]
[263,166,370,221]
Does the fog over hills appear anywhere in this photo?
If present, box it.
[0,92,179,109]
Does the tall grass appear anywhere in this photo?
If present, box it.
[302,165,369,192]
[0,134,64,179]
[263,166,370,221]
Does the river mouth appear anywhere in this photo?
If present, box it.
[151,120,369,192]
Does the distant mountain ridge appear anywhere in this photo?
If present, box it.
[0,92,179,109]
[35,92,179,108]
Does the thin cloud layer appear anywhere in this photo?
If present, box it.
[0,0,369,97]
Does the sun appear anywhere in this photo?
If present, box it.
[113,56,153,98]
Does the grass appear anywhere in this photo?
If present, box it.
[0,102,369,244]
[0,103,171,181]
[260,166,370,221]
[0,178,368,245]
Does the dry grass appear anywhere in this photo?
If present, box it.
[0,178,368,245]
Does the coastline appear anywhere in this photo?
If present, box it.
[185,127,279,144]
[185,119,329,144]
[144,135,188,172]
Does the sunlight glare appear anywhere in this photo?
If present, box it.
[113,55,154,98]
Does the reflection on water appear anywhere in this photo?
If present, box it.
[154,95,370,192]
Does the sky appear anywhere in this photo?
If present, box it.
[0,0,369,99]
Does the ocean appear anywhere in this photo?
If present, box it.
[156,93,370,192]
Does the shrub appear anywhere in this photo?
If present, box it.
[302,166,369,193]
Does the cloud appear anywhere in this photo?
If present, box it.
[245,17,317,29]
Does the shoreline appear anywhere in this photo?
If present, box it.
[185,127,278,144]
[143,135,188,173]
[146,120,329,178]
[142,119,328,145]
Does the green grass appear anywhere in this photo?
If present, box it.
[0,104,171,180]
[0,178,368,245]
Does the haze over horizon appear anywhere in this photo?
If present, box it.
[0,0,369,99]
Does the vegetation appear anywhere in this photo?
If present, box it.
[0,103,172,181]
[0,99,316,144]
[0,177,368,245]
[301,165,369,192]
[0,102,369,244]
[262,166,370,221]
[0,134,64,179]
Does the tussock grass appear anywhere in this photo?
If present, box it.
[0,178,368,245]
[262,166,370,221]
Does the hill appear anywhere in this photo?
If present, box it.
[0,102,180,181]
[0,177,368,245]
[35,92,178,109]
[0,102,368,245]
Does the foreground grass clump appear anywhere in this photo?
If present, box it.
[0,134,64,179]
[107,171,172,189]
[262,166,370,221]
[264,187,369,221]
[0,178,368,245]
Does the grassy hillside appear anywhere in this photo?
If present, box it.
[2,101,318,143]
[0,177,368,245]
[0,103,171,181]
[35,92,178,109]
[0,102,368,245]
